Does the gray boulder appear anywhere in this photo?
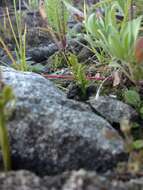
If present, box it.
[1,66,125,175]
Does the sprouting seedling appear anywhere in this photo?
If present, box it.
[67,53,89,98]
[0,71,15,171]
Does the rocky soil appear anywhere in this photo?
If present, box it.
[0,1,143,190]
[0,66,142,189]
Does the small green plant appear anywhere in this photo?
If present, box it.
[40,0,70,50]
[124,89,141,109]
[85,0,143,83]
[51,52,66,70]
[0,73,15,171]
[0,0,28,71]
[124,89,143,118]
[67,53,89,99]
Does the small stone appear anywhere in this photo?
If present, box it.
[88,96,138,123]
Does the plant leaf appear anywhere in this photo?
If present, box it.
[132,140,143,150]
[124,90,140,108]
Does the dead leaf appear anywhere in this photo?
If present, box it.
[39,0,47,21]
[113,70,121,87]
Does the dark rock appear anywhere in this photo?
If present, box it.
[67,83,96,101]
[67,82,84,101]
[27,43,59,62]
[86,85,97,97]
[88,96,138,124]
[78,47,94,63]
[26,38,89,64]
[0,43,58,65]
[1,66,125,176]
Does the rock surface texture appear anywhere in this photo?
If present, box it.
[62,170,143,190]
[0,170,47,190]
[88,96,138,123]
[0,169,143,190]
[0,66,126,175]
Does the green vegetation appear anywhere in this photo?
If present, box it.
[68,53,89,99]
[1,0,143,174]
[41,0,70,50]
[85,0,143,84]
[0,0,28,71]
[120,118,143,173]
[0,73,15,171]
[119,89,143,173]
